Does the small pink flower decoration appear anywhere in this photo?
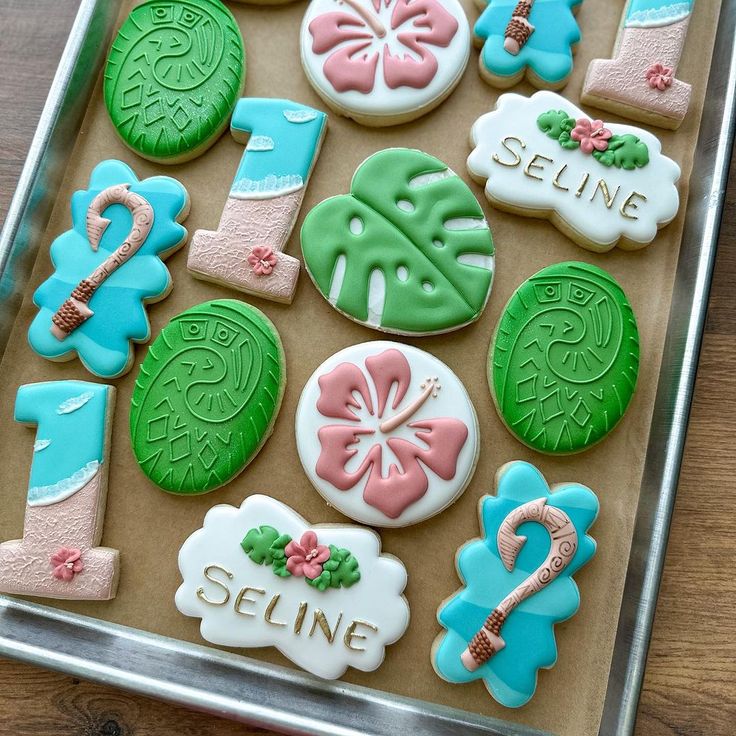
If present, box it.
[285,531,331,579]
[248,245,277,276]
[571,118,613,154]
[646,62,673,91]
[50,547,84,581]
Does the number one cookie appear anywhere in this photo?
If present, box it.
[0,381,119,600]
[581,0,694,130]
[188,98,328,304]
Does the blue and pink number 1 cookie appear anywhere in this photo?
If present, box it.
[474,0,583,90]
[28,160,190,379]
[432,461,599,707]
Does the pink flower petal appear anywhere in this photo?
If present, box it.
[301,531,318,551]
[314,546,331,564]
[317,363,374,421]
[284,540,305,558]
[303,562,324,580]
[365,348,411,418]
[286,556,305,576]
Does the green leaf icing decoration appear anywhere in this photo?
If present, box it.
[241,525,280,565]
[536,111,649,169]
[301,148,494,335]
[104,0,245,163]
[240,531,360,592]
[490,262,640,454]
[130,299,285,494]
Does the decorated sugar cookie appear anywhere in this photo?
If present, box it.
[301,148,494,335]
[467,91,681,251]
[582,1,694,130]
[300,0,471,126]
[28,160,189,379]
[104,0,245,163]
[130,300,285,494]
[474,0,583,90]
[188,98,328,304]
[176,494,410,679]
[490,262,640,454]
[0,381,119,600]
[296,341,479,526]
[432,461,598,707]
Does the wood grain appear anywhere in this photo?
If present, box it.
[0,1,734,735]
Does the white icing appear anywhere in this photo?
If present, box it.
[396,265,409,281]
[33,439,51,452]
[175,494,410,679]
[300,0,470,122]
[409,169,454,188]
[246,135,275,152]
[444,217,488,230]
[396,199,414,213]
[457,253,495,271]
[349,216,364,235]
[295,341,479,527]
[57,391,94,415]
[366,270,386,327]
[27,460,100,507]
[626,2,692,28]
[230,174,304,200]
[467,91,681,250]
[284,109,320,123]
[328,254,347,304]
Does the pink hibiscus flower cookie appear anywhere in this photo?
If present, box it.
[300,0,471,126]
[296,341,480,526]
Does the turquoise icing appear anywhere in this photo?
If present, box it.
[625,0,693,28]
[433,461,598,708]
[229,98,327,198]
[15,381,110,507]
[28,159,188,379]
[475,0,583,86]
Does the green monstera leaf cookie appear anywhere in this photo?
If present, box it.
[301,148,495,336]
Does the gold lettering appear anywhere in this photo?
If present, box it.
[620,191,648,220]
[309,609,343,644]
[196,564,233,606]
[552,164,570,191]
[575,173,590,198]
[589,179,621,209]
[492,136,525,167]
[294,601,308,635]
[523,154,553,181]
[233,586,265,617]
[264,593,287,627]
[343,620,379,652]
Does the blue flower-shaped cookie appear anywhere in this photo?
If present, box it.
[432,461,598,707]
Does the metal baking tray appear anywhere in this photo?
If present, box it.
[0,1,734,735]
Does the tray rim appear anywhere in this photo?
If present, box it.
[0,1,734,735]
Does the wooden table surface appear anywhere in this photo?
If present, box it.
[1,2,734,734]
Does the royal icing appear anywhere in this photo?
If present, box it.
[300,0,470,125]
[467,91,681,251]
[176,494,409,679]
[432,461,599,707]
[490,262,640,454]
[474,0,583,89]
[188,98,328,304]
[28,160,189,378]
[296,341,479,526]
[301,148,494,335]
[104,0,245,162]
[130,300,285,494]
[582,1,694,130]
[0,381,119,600]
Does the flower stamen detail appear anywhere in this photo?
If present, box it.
[338,0,386,38]
[380,376,440,433]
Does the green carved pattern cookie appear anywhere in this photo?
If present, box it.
[490,262,639,454]
[104,0,245,163]
[130,300,285,494]
[301,148,495,335]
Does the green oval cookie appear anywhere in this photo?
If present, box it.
[490,262,639,454]
[104,0,245,163]
[130,300,285,494]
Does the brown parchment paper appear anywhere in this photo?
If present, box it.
[0,1,723,734]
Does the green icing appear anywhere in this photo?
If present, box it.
[241,525,280,564]
[130,299,285,494]
[536,110,650,169]
[300,148,494,335]
[269,533,293,578]
[306,546,361,592]
[104,0,245,162]
[490,262,640,454]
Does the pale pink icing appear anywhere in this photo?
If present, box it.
[284,531,331,579]
[570,118,612,154]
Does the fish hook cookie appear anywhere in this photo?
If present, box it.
[432,461,599,707]
[300,0,471,126]
[467,91,681,251]
[296,341,479,526]
[28,160,189,379]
